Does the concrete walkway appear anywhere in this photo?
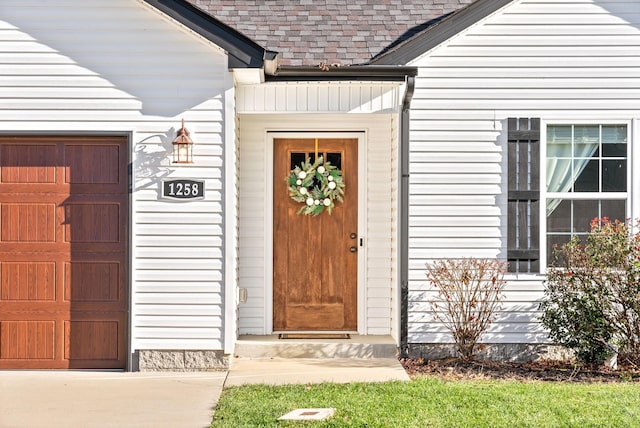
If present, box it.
[0,371,227,428]
[0,358,408,428]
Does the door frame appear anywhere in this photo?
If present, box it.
[265,131,367,334]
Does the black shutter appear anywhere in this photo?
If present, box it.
[507,118,540,273]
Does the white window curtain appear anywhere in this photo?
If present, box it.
[546,126,598,216]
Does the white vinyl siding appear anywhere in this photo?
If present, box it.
[236,108,400,337]
[390,112,400,341]
[0,0,232,351]
[407,0,640,344]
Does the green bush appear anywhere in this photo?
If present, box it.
[540,218,640,365]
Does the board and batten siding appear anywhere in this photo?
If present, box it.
[236,82,403,114]
[236,82,402,337]
[0,0,234,351]
[407,0,640,345]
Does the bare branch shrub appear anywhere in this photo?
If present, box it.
[427,258,508,360]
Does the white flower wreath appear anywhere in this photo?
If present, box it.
[287,156,345,216]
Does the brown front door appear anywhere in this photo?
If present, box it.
[0,136,128,369]
[273,138,358,331]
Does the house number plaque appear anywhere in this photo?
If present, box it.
[162,179,205,200]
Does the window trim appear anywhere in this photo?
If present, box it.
[539,120,632,272]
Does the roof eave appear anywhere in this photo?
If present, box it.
[142,0,274,69]
[369,0,514,65]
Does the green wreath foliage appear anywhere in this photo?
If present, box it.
[287,156,345,216]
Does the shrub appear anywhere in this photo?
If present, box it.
[540,218,640,366]
[426,258,507,360]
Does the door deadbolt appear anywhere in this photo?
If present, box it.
[350,233,357,239]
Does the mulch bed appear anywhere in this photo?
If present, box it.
[400,358,640,383]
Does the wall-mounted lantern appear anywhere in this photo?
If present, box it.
[172,118,194,164]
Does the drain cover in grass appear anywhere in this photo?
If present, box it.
[278,408,335,421]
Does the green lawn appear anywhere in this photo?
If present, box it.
[211,377,640,427]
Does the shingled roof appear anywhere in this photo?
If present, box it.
[186,0,476,66]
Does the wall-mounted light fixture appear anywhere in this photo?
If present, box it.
[172,118,194,164]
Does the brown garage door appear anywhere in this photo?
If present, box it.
[0,136,128,369]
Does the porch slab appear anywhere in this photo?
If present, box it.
[225,357,410,386]
[234,334,398,359]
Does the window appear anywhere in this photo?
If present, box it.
[546,124,628,263]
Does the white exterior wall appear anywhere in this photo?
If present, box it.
[0,0,233,352]
[236,82,402,338]
[390,110,400,341]
[408,0,640,344]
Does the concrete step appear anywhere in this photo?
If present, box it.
[226,357,411,385]
[233,335,399,359]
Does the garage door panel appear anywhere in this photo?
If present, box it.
[1,262,56,301]
[64,262,120,302]
[0,144,57,184]
[64,320,121,361]
[1,203,56,242]
[0,320,56,359]
[64,144,121,184]
[64,203,121,243]
[0,136,128,370]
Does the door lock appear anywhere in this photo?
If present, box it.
[349,246,357,253]
[350,232,357,239]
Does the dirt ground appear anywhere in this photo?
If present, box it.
[400,358,640,383]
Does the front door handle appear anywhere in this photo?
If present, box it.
[349,246,357,253]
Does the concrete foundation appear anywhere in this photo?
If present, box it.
[408,343,573,363]
[137,350,229,371]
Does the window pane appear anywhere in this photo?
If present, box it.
[290,152,306,170]
[602,125,627,157]
[307,152,317,163]
[574,125,600,157]
[573,159,599,192]
[546,158,572,192]
[326,152,342,170]
[547,199,571,232]
[602,142,627,158]
[602,160,626,192]
[547,126,572,157]
[601,199,626,222]
[573,200,598,233]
